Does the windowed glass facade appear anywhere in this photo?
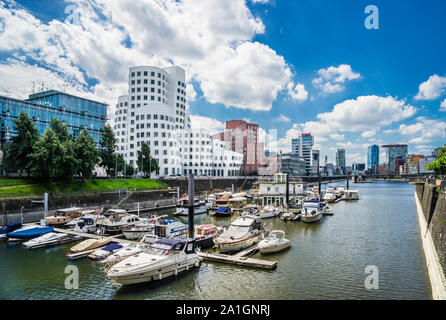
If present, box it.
[0,90,107,146]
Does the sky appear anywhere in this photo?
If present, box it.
[0,0,445,166]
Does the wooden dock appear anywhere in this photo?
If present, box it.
[52,228,133,244]
[198,245,277,270]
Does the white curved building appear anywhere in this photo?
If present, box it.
[114,66,188,176]
[113,65,242,177]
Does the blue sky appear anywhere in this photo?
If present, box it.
[0,0,445,165]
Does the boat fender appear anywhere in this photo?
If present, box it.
[159,273,162,280]
[186,264,189,271]
[175,269,178,276]
[194,261,200,268]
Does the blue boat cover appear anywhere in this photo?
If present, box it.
[7,226,54,239]
[305,199,320,203]
[216,207,230,213]
[0,222,22,234]
[102,243,123,252]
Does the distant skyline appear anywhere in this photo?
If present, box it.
[0,0,445,165]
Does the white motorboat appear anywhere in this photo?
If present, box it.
[301,199,323,223]
[101,242,149,264]
[323,190,337,202]
[343,190,359,200]
[213,215,263,253]
[88,243,128,260]
[98,212,143,235]
[258,230,291,254]
[174,198,210,216]
[335,186,345,197]
[73,215,106,234]
[107,238,201,285]
[194,224,224,249]
[142,218,189,244]
[241,206,259,217]
[258,206,281,219]
[123,222,155,240]
[23,232,77,249]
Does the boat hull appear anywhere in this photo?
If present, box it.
[301,212,323,223]
[216,233,261,254]
[108,256,201,285]
[258,241,291,254]
[7,227,54,241]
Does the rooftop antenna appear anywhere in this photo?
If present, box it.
[40,82,45,92]
[31,81,36,94]
[62,82,68,93]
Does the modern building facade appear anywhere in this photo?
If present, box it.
[113,65,243,177]
[367,145,379,174]
[113,66,189,176]
[336,149,346,174]
[382,144,408,174]
[419,156,436,174]
[222,120,263,175]
[181,128,243,176]
[279,153,306,176]
[1,90,107,147]
[291,133,314,174]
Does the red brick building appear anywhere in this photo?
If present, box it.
[215,120,264,176]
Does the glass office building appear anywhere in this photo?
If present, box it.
[280,153,306,176]
[382,144,408,174]
[367,145,379,173]
[291,133,314,173]
[0,90,107,147]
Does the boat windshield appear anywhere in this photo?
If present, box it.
[144,247,167,256]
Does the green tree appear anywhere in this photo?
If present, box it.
[49,118,72,142]
[29,129,66,179]
[3,112,39,177]
[99,125,117,176]
[125,163,135,178]
[116,154,126,176]
[74,129,100,178]
[136,142,158,177]
[427,152,446,177]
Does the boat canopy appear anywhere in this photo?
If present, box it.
[216,207,231,213]
[102,243,123,252]
[0,222,22,234]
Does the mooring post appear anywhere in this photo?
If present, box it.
[286,173,289,208]
[188,173,195,239]
[346,175,349,190]
[44,193,48,217]
[177,186,180,200]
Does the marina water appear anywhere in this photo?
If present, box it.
[0,181,431,299]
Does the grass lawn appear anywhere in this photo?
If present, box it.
[0,178,166,198]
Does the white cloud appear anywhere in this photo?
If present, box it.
[312,64,361,94]
[441,99,446,112]
[361,129,378,138]
[189,115,224,134]
[0,0,301,113]
[287,82,308,102]
[317,95,416,133]
[415,74,446,100]
[275,114,291,122]
[329,134,344,140]
[398,117,446,145]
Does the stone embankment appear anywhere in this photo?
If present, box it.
[414,179,446,300]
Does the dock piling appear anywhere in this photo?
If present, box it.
[188,173,195,239]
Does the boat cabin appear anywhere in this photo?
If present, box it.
[149,238,196,255]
